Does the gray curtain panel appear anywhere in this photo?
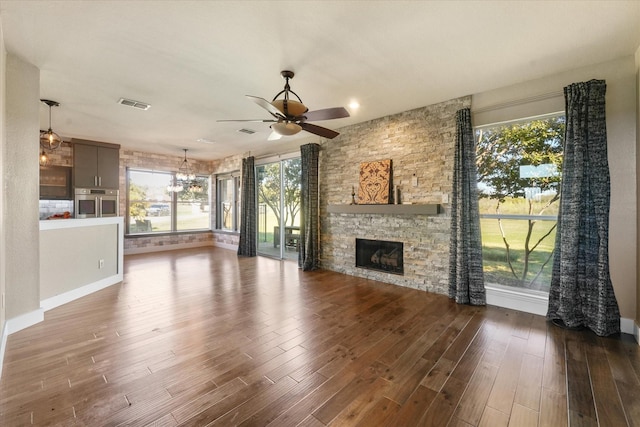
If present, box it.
[299,143,320,270]
[547,79,620,336]
[237,156,257,257]
[448,108,486,305]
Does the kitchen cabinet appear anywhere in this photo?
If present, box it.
[73,140,120,189]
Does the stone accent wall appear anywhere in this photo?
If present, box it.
[319,96,471,295]
[125,231,213,254]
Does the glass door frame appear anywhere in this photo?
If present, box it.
[255,152,301,260]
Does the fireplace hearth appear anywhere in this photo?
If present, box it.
[355,238,404,275]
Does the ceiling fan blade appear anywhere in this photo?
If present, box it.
[303,107,350,122]
[268,131,282,141]
[246,95,284,118]
[217,119,276,123]
[300,122,340,139]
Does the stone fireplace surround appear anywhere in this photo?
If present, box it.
[319,96,471,296]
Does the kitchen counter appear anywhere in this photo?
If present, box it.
[39,216,124,311]
[39,216,123,230]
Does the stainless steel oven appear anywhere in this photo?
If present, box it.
[74,188,119,218]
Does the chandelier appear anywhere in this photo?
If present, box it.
[167,149,203,193]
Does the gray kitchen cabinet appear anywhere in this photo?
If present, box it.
[73,140,120,189]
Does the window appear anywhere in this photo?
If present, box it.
[127,168,210,234]
[475,113,565,293]
[216,173,240,232]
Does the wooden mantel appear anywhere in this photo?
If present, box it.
[326,204,440,215]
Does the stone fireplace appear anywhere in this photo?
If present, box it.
[318,96,471,296]
[356,238,404,275]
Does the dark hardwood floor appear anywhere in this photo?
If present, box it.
[1,247,639,426]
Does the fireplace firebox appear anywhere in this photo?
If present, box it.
[355,238,404,275]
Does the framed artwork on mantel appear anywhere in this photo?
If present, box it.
[358,159,392,204]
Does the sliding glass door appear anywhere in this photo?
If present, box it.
[256,157,301,260]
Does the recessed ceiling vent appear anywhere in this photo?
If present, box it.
[237,128,256,135]
[118,98,151,110]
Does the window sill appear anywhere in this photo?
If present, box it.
[125,229,212,238]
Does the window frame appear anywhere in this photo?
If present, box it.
[126,167,211,236]
[474,112,565,293]
[215,172,240,233]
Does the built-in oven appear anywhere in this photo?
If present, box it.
[75,188,119,218]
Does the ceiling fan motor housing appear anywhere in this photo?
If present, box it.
[271,99,308,118]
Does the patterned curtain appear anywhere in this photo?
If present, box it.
[547,79,620,336]
[448,108,486,305]
[237,156,256,257]
[299,143,320,270]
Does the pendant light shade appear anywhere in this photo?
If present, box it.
[39,99,62,150]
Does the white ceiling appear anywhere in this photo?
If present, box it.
[1,1,639,160]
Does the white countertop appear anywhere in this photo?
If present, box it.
[39,216,124,231]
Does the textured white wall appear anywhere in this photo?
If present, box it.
[4,54,40,319]
[0,17,6,337]
[636,46,640,328]
[473,56,638,321]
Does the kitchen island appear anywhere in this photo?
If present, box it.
[39,216,124,311]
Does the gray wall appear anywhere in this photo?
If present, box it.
[319,96,471,295]
[40,224,118,300]
[4,54,40,319]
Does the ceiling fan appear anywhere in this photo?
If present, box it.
[218,70,350,140]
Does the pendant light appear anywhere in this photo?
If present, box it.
[39,99,62,150]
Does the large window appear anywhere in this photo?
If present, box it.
[476,114,565,293]
[127,168,210,234]
[216,173,240,231]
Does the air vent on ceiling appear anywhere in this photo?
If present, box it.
[237,128,256,135]
[117,98,151,110]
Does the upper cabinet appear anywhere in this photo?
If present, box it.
[72,139,120,189]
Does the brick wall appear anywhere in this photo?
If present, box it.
[319,96,471,295]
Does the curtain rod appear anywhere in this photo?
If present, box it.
[472,90,563,114]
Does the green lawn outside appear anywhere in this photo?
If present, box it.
[480,217,556,292]
[129,203,210,233]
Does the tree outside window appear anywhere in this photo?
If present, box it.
[476,115,565,291]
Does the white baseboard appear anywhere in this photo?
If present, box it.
[40,273,123,312]
[0,324,7,379]
[486,285,549,316]
[0,306,46,377]
[4,307,45,335]
[124,241,213,255]
[486,284,637,339]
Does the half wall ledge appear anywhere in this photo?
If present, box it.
[326,204,440,215]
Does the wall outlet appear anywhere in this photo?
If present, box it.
[99,259,104,269]
[411,175,418,187]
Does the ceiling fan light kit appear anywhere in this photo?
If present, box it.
[218,70,350,140]
[271,121,302,136]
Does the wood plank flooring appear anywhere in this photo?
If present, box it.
[1,247,639,426]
